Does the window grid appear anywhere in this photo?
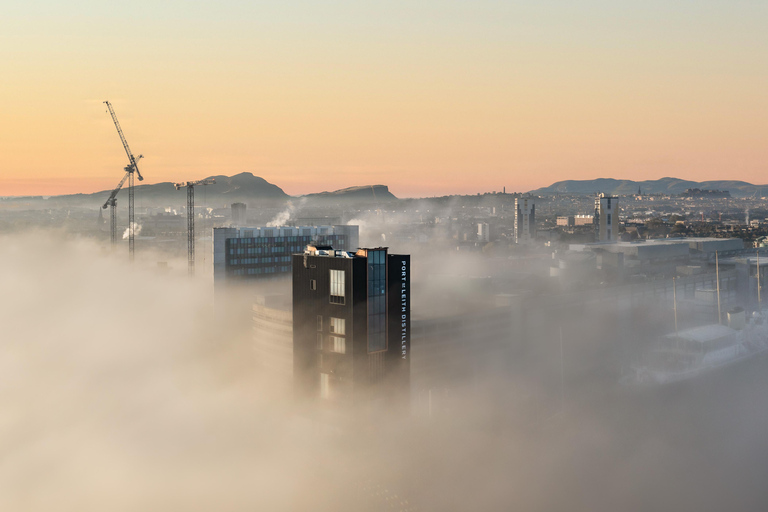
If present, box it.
[329,335,346,354]
[330,269,345,304]
[367,250,387,353]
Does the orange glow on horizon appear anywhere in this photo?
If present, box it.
[1,1,766,198]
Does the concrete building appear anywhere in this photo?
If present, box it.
[213,225,359,286]
[594,194,618,242]
[292,245,410,408]
[721,253,768,310]
[515,197,536,244]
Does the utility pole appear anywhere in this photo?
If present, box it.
[104,101,143,261]
[174,179,215,275]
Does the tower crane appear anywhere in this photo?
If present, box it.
[101,157,144,246]
[174,178,215,275]
[104,100,143,261]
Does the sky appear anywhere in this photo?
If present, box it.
[1,0,766,198]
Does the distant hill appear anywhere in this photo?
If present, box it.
[303,185,397,202]
[49,172,289,207]
[529,177,768,198]
[34,174,399,208]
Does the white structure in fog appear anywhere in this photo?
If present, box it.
[594,193,618,242]
[514,197,536,244]
[477,222,489,243]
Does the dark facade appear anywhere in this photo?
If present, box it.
[213,225,359,286]
[514,197,536,243]
[292,246,410,409]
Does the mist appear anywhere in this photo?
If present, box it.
[3,230,768,511]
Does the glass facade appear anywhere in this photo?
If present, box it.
[225,234,347,278]
[367,249,387,352]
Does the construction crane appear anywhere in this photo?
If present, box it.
[104,100,143,261]
[101,158,144,246]
[174,178,215,275]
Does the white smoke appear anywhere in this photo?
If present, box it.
[122,222,142,240]
[266,199,306,227]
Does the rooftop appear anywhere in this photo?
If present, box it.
[303,245,389,258]
[664,324,736,344]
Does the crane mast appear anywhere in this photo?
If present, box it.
[104,101,143,261]
[101,158,142,247]
[174,179,215,275]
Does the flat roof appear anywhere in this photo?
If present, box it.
[664,324,736,343]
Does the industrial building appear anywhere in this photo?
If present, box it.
[566,238,744,278]
[213,225,359,286]
[292,245,410,409]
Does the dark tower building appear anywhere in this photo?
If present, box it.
[292,245,410,410]
[514,196,536,244]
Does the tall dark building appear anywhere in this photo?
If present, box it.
[292,245,410,409]
[514,196,536,244]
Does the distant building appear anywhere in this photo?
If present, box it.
[213,225,359,286]
[231,202,246,226]
[558,215,595,228]
[292,245,410,409]
[569,237,744,275]
[477,222,490,242]
[514,197,536,244]
[594,194,618,242]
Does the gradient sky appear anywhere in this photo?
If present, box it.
[1,0,766,198]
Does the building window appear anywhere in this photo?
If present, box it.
[607,214,612,225]
[329,335,346,354]
[330,269,345,304]
[317,315,323,331]
[367,250,387,352]
[317,333,323,349]
[310,279,316,291]
[329,317,345,335]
